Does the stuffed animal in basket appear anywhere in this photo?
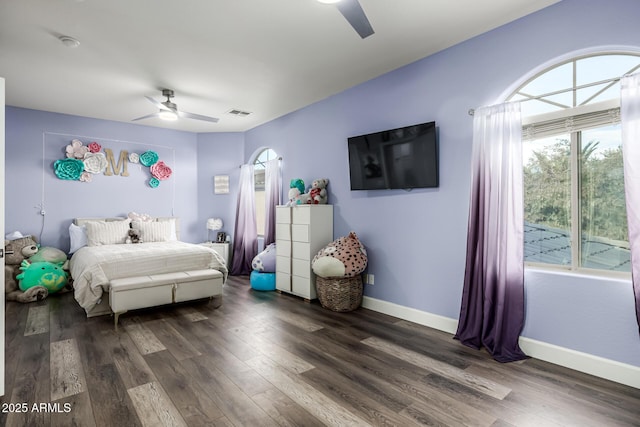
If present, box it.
[307,178,329,204]
[4,236,49,302]
[312,231,367,278]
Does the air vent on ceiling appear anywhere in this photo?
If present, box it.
[227,109,252,117]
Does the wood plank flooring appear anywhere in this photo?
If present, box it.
[2,275,639,426]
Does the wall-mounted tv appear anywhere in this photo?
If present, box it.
[348,121,438,190]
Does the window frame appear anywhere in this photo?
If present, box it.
[252,148,278,237]
[510,52,638,278]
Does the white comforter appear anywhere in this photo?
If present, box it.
[70,242,228,312]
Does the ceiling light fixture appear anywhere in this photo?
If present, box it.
[317,0,341,3]
[158,109,178,121]
[58,35,80,48]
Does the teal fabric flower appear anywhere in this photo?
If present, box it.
[139,151,159,167]
[149,177,160,188]
[54,158,84,180]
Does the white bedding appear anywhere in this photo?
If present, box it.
[70,241,228,312]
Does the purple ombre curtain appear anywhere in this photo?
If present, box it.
[263,158,281,247]
[621,73,640,331]
[230,164,258,275]
[454,102,528,363]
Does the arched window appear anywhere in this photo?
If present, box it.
[253,148,278,236]
[511,53,640,273]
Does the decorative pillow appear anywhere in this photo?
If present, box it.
[86,219,131,246]
[251,243,277,272]
[312,231,368,278]
[156,218,178,241]
[128,212,153,222]
[69,223,88,253]
[133,220,172,242]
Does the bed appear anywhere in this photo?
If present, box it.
[69,217,228,325]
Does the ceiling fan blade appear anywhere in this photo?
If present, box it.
[144,95,170,110]
[132,112,161,121]
[336,0,374,39]
[178,110,220,123]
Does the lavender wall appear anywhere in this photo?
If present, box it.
[244,0,640,367]
[5,107,200,250]
[4,0,639,369]
[196,132,244,242]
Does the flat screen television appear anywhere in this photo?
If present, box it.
[347,121,438,190]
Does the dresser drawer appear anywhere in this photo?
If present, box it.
[276,207,291,224]
[291,224,309,242]
[276,239,291,257]
[292,258,310,278]
[276,255,291,274]
[292,206,311,224]
[276,273,291,292]
[292,241,311,260]
[292,276,316,299]
[276,223,291,240]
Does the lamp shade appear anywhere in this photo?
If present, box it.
[207,218,223,231]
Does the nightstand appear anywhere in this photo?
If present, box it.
[200,242,231,266]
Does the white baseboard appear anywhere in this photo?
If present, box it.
[362,296,458,334]
[361,296,640,389]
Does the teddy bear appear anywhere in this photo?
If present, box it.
[308,178,329,204]
[5,236,49,302]
[126,228,142,244]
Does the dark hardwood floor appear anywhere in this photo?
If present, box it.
[1,275,639,426]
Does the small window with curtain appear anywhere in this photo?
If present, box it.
[253,148,278,236]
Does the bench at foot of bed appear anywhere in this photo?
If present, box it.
[109,269,224,329]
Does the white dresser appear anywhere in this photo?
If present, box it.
[276,205,333,300]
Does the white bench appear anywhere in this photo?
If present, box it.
[109,269,224,329]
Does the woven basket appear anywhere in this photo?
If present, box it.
[315,275,363,312]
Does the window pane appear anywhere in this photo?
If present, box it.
[576,55,640,86]
[520,62,573,97]
[579,125,630,272]
[523,134,572,266]
[255,190,266,236]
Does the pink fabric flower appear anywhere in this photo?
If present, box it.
[65,139,89,159]
[79,171,92,183]
[88,141,102,153]
[150,161,172,180]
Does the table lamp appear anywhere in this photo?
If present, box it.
[206,218,223,242]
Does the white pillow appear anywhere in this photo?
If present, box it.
[159,218,178,241]
[86,219,131,246]
[69,223,88,253]
[133,220,171,242]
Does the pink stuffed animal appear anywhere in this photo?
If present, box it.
[312,232,367,278]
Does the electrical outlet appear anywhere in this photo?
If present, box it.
[369,274,374,285]
[365,274,374,285]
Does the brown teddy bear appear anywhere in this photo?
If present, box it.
[5,236,49,302]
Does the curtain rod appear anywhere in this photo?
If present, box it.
[238,156,282,168]
[468,75,625,116]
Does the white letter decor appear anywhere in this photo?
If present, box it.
[53,139,173,188]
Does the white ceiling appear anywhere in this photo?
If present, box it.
[0,0,559,133]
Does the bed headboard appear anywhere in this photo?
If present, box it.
[73,216,181,241]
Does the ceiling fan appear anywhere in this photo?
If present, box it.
[319,0,374,39]
[133,89,219,123]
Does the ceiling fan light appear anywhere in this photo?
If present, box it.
[158,109,178,121]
